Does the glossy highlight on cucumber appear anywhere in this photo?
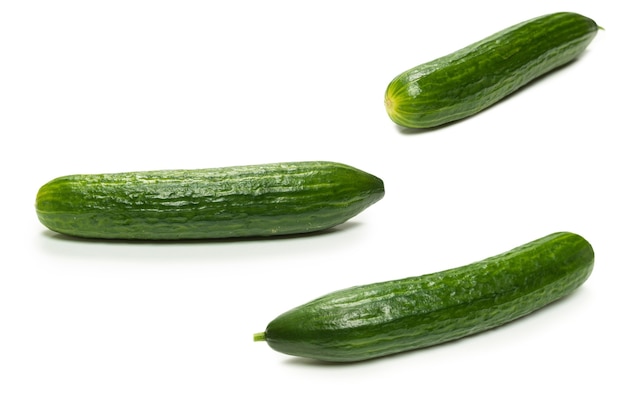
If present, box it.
[35,161,385,240]
[384,12,599,128]
[255,232,594,362]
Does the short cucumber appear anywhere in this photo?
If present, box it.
[35,161,385,240]
[255,232,594,362]
[384,12,599,128]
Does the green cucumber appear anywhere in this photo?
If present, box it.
[35,161,385,240]
[384,12,599,128]
[254,232,594,362]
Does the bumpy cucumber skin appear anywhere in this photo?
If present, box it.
[259,232,594,362]
[384,12,599,128]
[35,161,385,240]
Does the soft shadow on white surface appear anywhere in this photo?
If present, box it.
[35,221,368,264]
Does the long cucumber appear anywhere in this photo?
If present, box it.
[35,161,385,240]
[255,232,594,362]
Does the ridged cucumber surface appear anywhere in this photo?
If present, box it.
[35,161,385,240]
[384,12,599,128]
[255,232,594,362]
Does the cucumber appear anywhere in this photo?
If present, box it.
[384,12,599,128]
[254,232,594,362]
[35,161,385,240]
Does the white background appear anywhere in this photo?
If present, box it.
[1,1,624,417]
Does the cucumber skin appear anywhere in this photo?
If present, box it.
[35,161,385,240]
[258,232,594,362]
[384,12,599,128]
